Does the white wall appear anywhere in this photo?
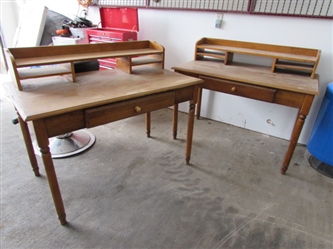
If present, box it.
[2,2,332,144]
[0,1,20,47]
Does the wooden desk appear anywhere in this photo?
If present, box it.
[4,68,202,225]
[172,60,319,174]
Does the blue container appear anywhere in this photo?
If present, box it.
[307,82,333,166]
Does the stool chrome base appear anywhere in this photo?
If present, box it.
[34,129,95,158]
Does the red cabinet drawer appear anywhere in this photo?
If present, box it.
[98,58,116,69]
[88,35,122,43]
[86,28,137,70]
[87,29,137,42]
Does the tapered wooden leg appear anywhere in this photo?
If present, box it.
[281,95,314,174]
[173,104,178,139]
[17,115,40,176]
[196,87,202,119]
[146,112,151,137]
[281,113,306,174]
[186,86,199,165]
[186,102,196,165]
[33,120,67,225]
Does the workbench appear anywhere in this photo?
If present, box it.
[4,67,202,225]
[172,38,320,174]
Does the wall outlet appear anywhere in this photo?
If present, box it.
[215,13,223,28]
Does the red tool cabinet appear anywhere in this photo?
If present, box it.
[86,8,139,69]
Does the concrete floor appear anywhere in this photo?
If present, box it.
[1,90,332,249]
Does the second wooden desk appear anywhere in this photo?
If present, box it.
[172,60,319,174]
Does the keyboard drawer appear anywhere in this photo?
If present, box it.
[85,91,175,128]
[200,76,276,103]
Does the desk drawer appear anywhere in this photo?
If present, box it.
[200,76,276,103]
[44,110,85,137]
[85,91,175,128]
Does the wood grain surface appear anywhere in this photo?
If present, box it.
[4,68,202,121]
[172,60,319,95]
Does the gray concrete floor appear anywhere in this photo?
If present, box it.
[1,90,332,249]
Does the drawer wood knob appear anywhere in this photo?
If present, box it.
[135,106,142,112]
[231,87,236,92]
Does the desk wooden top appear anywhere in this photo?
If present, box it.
[4,68,203,121]
[172,60,319,95]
